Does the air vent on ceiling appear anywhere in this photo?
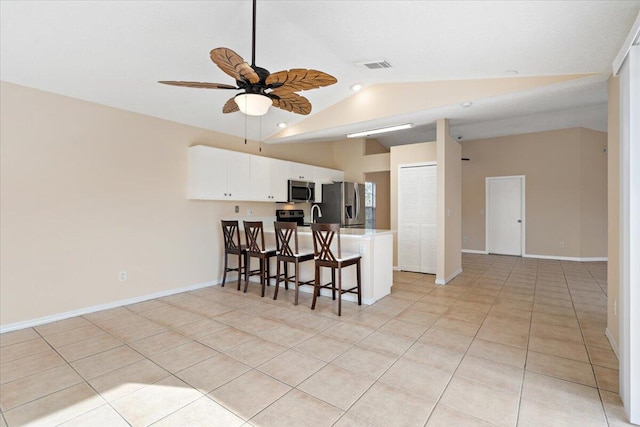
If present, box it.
[357,60,392,69]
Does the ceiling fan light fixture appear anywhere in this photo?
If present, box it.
[234,93,272,116]
[347,123,414,138]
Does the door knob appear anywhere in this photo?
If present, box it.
[517,219,522,223]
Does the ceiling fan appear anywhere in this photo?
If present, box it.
[159,0,337,116]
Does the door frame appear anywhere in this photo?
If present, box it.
[485,175,526,256]
[397,161,437,272]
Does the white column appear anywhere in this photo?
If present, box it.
[618,43,639,425]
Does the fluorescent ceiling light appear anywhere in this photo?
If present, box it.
[347,123,414,138]
[234,93,272,116]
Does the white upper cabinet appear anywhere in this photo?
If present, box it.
[188,146,250,200]
[313,166,344,202]
[288,162,314,181]
[270,158,290,202]
[249,155,271,201]
[188,145,343,203]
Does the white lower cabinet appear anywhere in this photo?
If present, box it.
[188,145,343,203]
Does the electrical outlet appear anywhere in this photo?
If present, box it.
[234,205,239,213]
[119,271,127,282]
[359,244,365,254]
[559,241,565,248]
[463,235,468,242]
[247,209,253,215]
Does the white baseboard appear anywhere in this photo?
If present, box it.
[462,249,488,254]
[605,328,620,361]
[524,254,608,262]
[0,280,219,334]
[435,267,463,285]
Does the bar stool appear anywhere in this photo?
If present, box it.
[310,223,362,316]
[243,221,277,297]
[221,220,247,290]
[273,222,315,304]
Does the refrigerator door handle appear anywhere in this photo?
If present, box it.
[354,184,360,219]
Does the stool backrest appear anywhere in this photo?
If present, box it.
[243,221,266,253]
[311,223,341,262]
[221,220,242,252]
[274,222,299,257]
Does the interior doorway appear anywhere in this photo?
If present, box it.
[486,175,525,256]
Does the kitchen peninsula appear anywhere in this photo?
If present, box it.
[261,226,394,305]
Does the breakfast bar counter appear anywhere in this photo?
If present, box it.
[262,227,394,304]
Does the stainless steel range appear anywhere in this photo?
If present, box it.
[275,209,305,226]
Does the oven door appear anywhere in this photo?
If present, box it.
[288,180,315,203]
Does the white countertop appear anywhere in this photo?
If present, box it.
[292,226,395,237]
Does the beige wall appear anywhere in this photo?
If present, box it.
[437,119,462,282]
[607,76,620,350]
[390,142,438,265]
[460,128,608,258]
[0,82,339,327]
[364,138,389,155]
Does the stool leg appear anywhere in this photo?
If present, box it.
[331,268,336,300]
[243,255,250,293]
[311,264,320,310]
[260,258,266,297]
[284,263,289,290]
[222,252,228,287]
[236,253,243,291]
[273,258,281,300]
[337,267,342,316]
[294,259,299,306]
[356,260,362,306]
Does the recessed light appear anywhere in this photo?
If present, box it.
[276,122,287,128]
[349,83,363,92]
[461,101,473,108]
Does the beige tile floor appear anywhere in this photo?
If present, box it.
[0,254,632,426]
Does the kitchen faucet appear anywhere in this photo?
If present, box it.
[311,204,322,223]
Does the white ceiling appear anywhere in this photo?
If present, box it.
[1,1,638,147]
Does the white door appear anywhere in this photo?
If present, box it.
[398,164,437,273]
[486,176,524,256]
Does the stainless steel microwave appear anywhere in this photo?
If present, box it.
[288,180,315,203]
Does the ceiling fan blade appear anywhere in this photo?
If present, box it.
[223,96,239,114]
[158,81,238,89]
[270,90,312,115]
[210,48,260,84]
[266,69,337,92]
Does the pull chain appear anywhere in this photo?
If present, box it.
[259,115,262,152]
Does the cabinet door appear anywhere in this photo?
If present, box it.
[226,150,251,200]
[270,158,290,202]
[250,156,271,201]
[188,146,227,199]
[288,162,314,181]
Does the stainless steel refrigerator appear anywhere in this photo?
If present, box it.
[319,182,366,228]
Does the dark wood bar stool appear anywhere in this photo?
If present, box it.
[243,221,277,297]
[310,223,362,316]
[273,222,315,304]
[221,220,247,290]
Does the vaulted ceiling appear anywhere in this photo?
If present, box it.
[1,1,638,147]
